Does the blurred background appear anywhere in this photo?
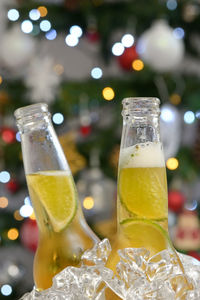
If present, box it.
[1,0,200,298]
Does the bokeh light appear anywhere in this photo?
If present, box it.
[112,42,124,56]
[54,64,64,75]
[29,212,36,220]
[170,93,181,105]
[24,196,31,206]
[69,25,83,38]
[102,87,115,101]
[29,9,40,21]
[184,111,195,124]
[0,171,10,183]
[40,20,51,32]
[91,67,103,79]
[132,59,144,71]
[1,285,12,296]
[20,205,33,218]
[121,34,134,48]
[166,0,177,10]
[83,196,94,210]
[0,197,8,208]
[16,132,21,142]
[2,129,16,143]
[45,29,57,40]
[7,9,19,21]
[161,107,175,122]
[8,265,20,277]
[65,34,79,47]
[196,110,200,119]
[14,210,24,221]
[0,76,3,85]
[21,20,33,34]
[37,6,48,17]
[166,157,179,170]
[173,27,185,39]
[7,228,19,240]
[52,113,64,125]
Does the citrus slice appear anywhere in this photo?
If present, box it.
[26,170,77,232]
[119,167,168,219]
[120,219,171,256]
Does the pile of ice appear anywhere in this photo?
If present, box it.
[20,239,200,300]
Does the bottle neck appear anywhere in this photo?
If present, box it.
[121,97,161,149]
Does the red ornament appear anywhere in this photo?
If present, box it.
[187,251,200,261]
[20,219,39,252]
[168,190,185,213]
[1,127,16,144]
[86,30,100,43]
[80,125,92,136]
[117,46,138,71]
[6,179,20,193]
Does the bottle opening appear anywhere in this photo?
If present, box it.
[14,103,49,120]
[122,97,160,117]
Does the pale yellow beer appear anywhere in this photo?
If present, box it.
[26,170,96,290]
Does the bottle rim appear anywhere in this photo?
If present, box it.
[14,103,49,120]
[122,97,160,116]
[122,97,160,105]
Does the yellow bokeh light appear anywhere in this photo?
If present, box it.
[37,6,48,17]
[102,87,115,101]
[14,210,24,221]
[0,197,8,208]
[54,64,64,75]
[170,93,181,105]
[83,196,94,210]
[0,76,3,85]
[166,157,179,170]
[7,228,19,240]
[29,212,36,220]
[132,59,144,71]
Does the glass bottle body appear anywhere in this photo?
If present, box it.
[15,104,99,290]
[107,98,169,270]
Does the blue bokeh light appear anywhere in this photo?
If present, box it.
[0,171,11,183]
[40,20,51,32]
[91,67,103,79]
[184,111,195,124]
[7,9,19,21]
[1,285,12,296]
[173,27,185,39]
[29,9,40,21]
[52,113,64,125]
[166,0,177,10]
[45,29,57,40]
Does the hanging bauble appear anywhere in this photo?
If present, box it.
[0,25,35,70]
[117,46,138,71]
[1,127,16,144]
[20,219,38,252]
[137,20,185,72]
[6,179,20,193]
[168,190,185,213]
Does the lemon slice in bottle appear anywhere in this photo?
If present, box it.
[120,219,171,256]
[26,170,77,232]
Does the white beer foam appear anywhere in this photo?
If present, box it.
[120,142,165,168]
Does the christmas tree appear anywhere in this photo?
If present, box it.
[1,0,200,298]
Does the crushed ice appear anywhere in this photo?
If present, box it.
[20,239,200,300]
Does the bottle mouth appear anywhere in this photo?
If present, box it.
[122,97,160,116]
[14,103,49,120]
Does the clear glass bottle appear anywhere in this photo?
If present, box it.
[107,98,189,283]
[14,103,99,291]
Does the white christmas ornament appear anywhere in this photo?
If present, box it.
[24,56,60,103]
[160,104,181,160]
[0,25,35,70]
[137,20,185,72]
